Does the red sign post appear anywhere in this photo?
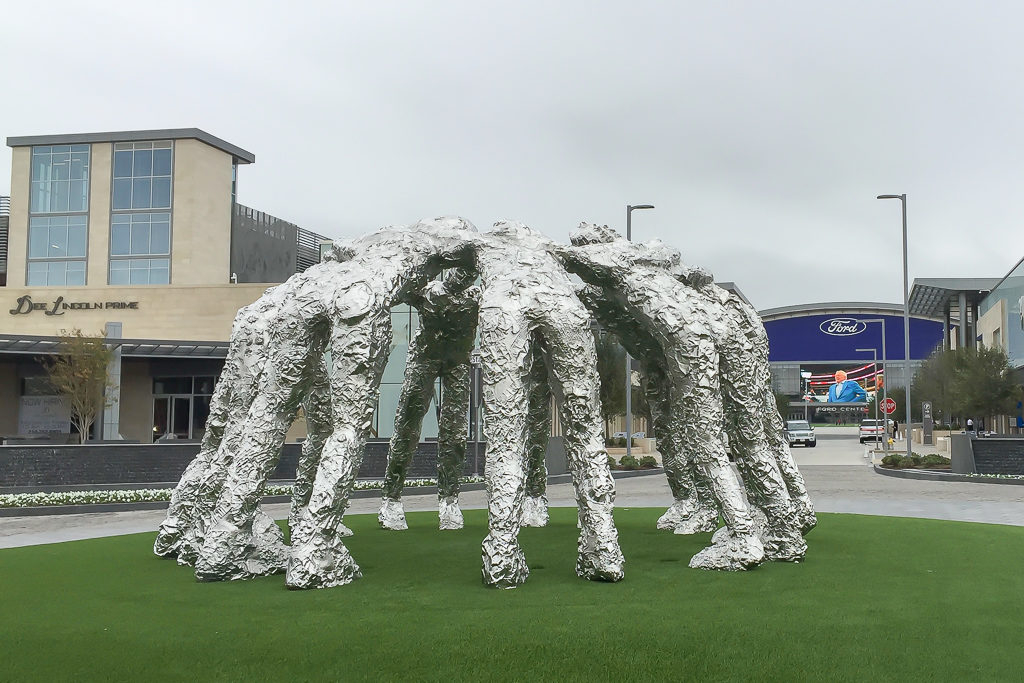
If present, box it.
[882,397,897,415]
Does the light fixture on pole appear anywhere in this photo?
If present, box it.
[624,204,654,459]
[877,193,911,459]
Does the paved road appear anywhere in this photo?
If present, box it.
[2,428,1022,549]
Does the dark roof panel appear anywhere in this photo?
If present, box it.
[6,128,255,164]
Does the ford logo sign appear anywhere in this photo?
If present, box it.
[820,318,867,336]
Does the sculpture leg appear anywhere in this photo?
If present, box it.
[478,305,531,588]
[291,355,352,538]
[649,373,718,534]
[522,345,550,528]
[194,333,320,581]
[669,341,763,571]
[378,349,438,531]
[539,310,624,583]
[155,345,242,557]
[720,343,805,562]
[762,387,817,533]
[437,360,470,530]
[287,314,391,589]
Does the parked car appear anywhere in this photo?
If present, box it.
[612,432,628,439]
[784,420,816,447]
[859,419,891,443]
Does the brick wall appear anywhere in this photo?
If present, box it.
[0,440,489,491]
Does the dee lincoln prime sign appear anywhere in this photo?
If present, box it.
[9,294,140,316]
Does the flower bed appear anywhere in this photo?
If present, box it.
[0,476,485,509]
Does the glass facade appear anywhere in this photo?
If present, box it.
[29,145,90,284]
[109,212,171,284]
[26,215,88,285]
[152,376,214,441]
[980,259,1024,367]
[372,305,441,439]
[112,141,173,210]
[110,141,172,284]
[30,145,90,214]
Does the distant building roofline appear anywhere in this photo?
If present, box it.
[6,128,255,164]
[759,301,944,323]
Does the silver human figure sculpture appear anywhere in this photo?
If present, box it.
[471,222,624,588]
[193,219,476,587]
[156,293,289,571]
[559,226,768,570]
[378,271,479,531]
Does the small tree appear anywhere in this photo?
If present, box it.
[44,329,114,444]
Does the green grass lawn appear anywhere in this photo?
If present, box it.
[2,509,1022,682]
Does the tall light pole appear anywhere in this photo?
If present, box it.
[878,193,911,459]
[624,203,655,459]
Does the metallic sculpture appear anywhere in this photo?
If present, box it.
[559,224,806,569]
[155,217,813,588]
[378,271,479,531]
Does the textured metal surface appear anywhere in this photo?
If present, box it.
[474,223,623,587]
[379,273,478,531]
[156,217,813,588]
[562,224,791,570]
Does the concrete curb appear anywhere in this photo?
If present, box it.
[872,464,1024,486]
[0,470,665,518]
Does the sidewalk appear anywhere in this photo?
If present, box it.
[3,463,1023,549]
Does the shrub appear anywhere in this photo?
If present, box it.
[619,455,640,470]
[639,456,657,469]
[607,455,618,470]
[616,437,627,448]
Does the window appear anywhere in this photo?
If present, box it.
[30,145,90,214]
[27,215,87,285]
[110,141,173,284]
[109,212,170,284]
[29,145,90,285]
[112,141,172,210]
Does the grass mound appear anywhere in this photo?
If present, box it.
[2,509,1022,681]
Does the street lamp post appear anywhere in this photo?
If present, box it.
[878,194,912,459]
[624,204,655,459]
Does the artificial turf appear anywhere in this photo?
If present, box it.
[2,509,1022,682]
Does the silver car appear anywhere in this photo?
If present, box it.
[784,420,817,447]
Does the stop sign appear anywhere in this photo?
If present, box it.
[882,397,897,414]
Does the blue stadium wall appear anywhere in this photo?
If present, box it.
[765,313,945,363]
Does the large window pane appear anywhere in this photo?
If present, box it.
[66,261,86,285]
[150,259,169,284]
[109,260,130,284]
[131,178,151,208]
[113,151,133,178]
[27,262,47,286]
[150,220,170,254]
[68,180,87,212]
[29,219,48,258]
[48,223,68,257]
[67,222,87,257]
[112,178,132,210]
[130,221,150,254]
[47,261,67,286]
[133,149,153,177]
[153,148,172,175]
[111,222,131,255]
[151,177,171,208]
[51,182,69,212]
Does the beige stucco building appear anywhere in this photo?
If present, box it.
[1,129,326,443]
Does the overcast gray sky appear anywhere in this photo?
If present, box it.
[3,1,1021,310]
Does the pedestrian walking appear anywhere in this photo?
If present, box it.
[892,419,899,440]
[967,418,974,433]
